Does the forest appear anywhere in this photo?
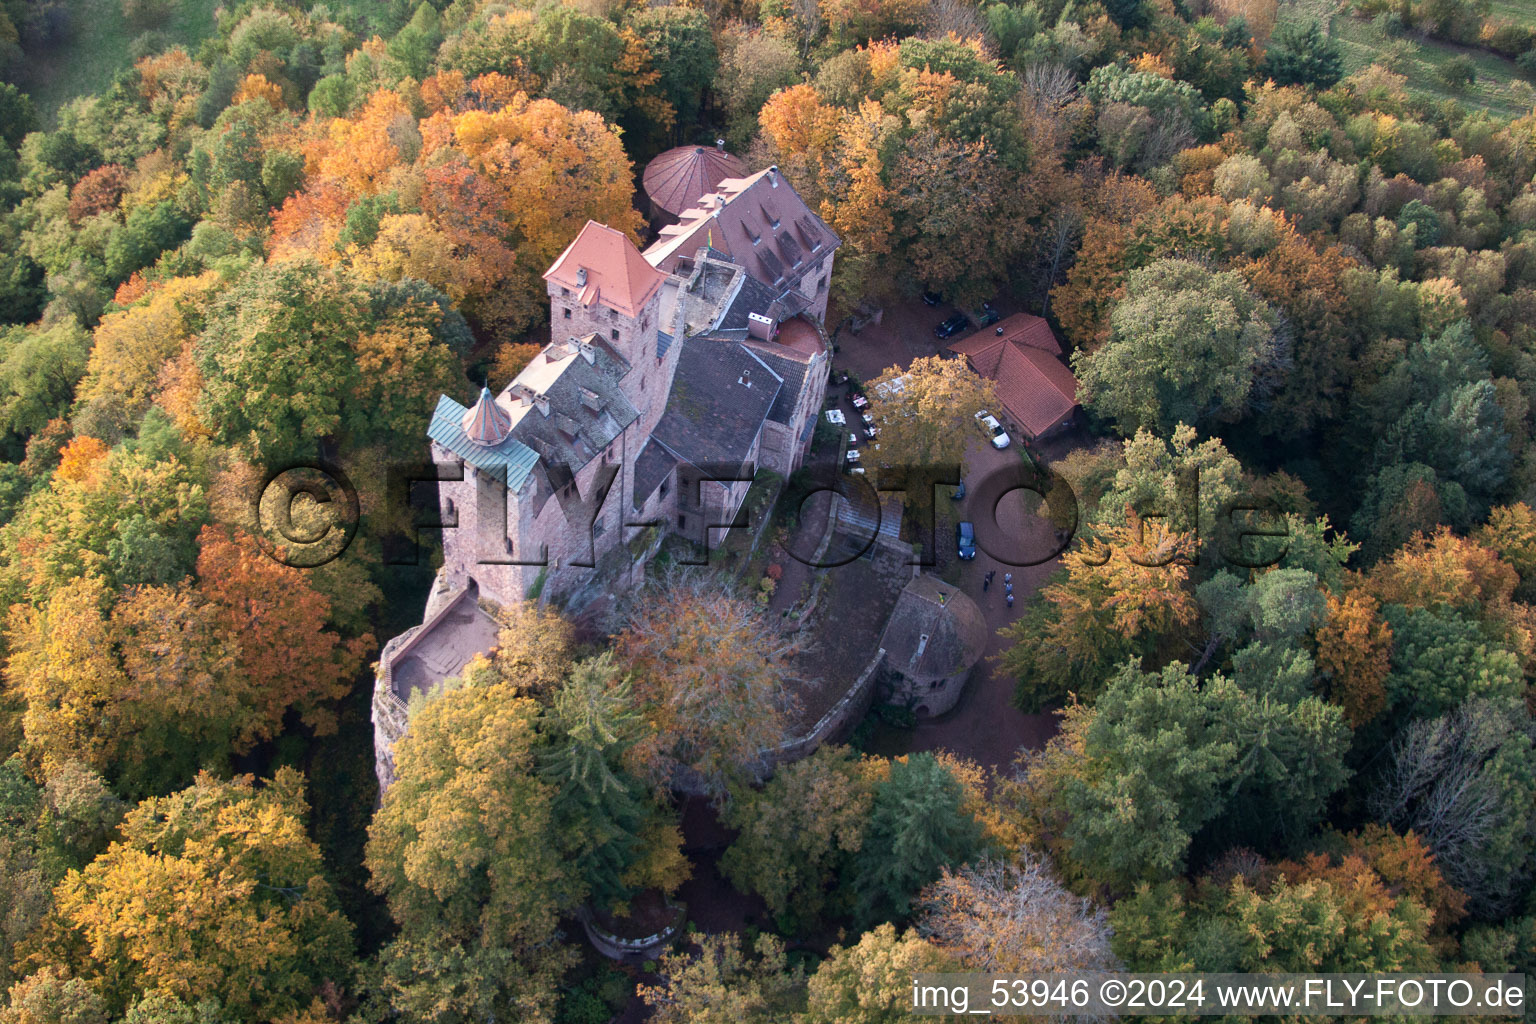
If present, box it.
[0,0,1533,1017]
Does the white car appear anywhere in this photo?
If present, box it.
[975,410,1011,449]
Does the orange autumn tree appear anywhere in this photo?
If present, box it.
[1316,589,1394,727]
[999,515,1199,710]
[6,527,369,794]
[1365,527,1536,669]
[193,525,372,739]
[421,90,642,328]
[276,79,639,334]
[614,571,800,798]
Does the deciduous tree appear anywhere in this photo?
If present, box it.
[614,570,799,797]
[50,769,353,1021]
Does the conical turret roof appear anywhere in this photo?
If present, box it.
[461,387,512,446]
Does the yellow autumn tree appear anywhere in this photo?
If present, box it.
[51,769,353,1020]
[80,273,220,416]
[8,576,125,778]
[864,355,998,477]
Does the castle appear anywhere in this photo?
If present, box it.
[373,165,840,791]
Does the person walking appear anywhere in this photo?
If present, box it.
[1006,591,1015,608]
[982,573,991,593]
[1004,572,1013,586]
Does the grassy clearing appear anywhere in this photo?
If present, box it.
[1488,0,1534,29]
[18,0,222,125]
[1326,12,1536,120]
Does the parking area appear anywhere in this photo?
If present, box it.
[830,293,1029,383]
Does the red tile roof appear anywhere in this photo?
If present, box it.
[642,144,747,218]
[544,221,666,319]
[948,315,1078,437]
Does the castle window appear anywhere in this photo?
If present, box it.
[561,287,569,297]
[677,514,686,529]
[563,308,572,319]
[611,329,619,341]
[660,475,670,498]
[819,275,828,293]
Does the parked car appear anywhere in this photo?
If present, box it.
[956,520,977,560]
[974,410,1011,449]
[921,290,943,306]
[934,313,969,339]
[969,301,1000,326]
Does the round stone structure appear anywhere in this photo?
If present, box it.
[878,575,989,717]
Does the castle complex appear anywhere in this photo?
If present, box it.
[373,165,840,791]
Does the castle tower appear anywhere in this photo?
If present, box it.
[543,220,667,416]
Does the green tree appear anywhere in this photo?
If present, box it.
[1041,661,1349,890]
[0,321,90,457]
[625,7,715,130]
[1380,605,1524,722]
[538,654,651,912]
[721,745,879,932]
[848,753,983,926]
[1260,20,1344,89]
[194,261,461,462]
[1073,258,1281,435]
[1368,322,1511,513]
[715,26,799,151]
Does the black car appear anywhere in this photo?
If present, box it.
[934,313,969,339]
[956,521,977,560]
[921,290,943,306]
[974,306,1000,327]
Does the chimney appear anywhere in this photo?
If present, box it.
[576,267,588,286]
[575,336,596,363]
[767,165,778,187]
[747,312,773,341]
[738,368,752,388]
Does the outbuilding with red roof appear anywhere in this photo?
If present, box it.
[946,313,1080,439]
